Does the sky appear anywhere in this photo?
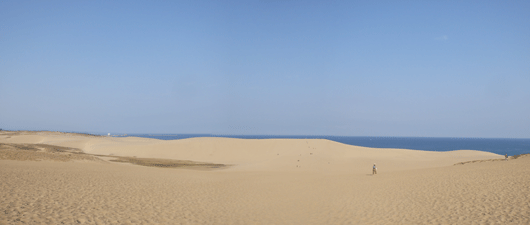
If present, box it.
[1,1,529,138]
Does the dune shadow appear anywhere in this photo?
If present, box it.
[105,156,230,170]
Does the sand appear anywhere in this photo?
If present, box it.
[1,131,528,224]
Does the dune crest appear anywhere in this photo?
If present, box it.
[0,131,501,173]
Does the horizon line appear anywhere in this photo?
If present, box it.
[1,129,529,140]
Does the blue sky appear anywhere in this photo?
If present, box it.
[1,1,529,138]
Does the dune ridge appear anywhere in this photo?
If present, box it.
[0,131,501,173]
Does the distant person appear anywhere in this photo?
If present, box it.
[505,154,508,161]
[373,163,377,175]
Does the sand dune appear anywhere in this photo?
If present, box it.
[1,131,528,224]
[0,131,500,173]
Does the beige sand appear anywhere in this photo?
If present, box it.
[1,131,528,224]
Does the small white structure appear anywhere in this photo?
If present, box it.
[108,133,110,136]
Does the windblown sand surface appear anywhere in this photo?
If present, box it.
[1,131,528,224]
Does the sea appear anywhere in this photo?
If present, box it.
[123,134,530,156]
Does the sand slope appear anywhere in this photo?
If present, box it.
[0,132,501,173]
[2,131,528,224]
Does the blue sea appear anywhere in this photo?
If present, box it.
[125,134,530,156]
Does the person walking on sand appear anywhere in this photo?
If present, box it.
[372,163,377,175]
[505,154,508,161]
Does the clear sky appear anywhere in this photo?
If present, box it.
[1,1,529,138]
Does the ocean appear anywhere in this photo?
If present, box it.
[125,134,530,156]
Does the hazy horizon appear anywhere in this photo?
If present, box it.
[3,129,530,140]
[1,1,529,138]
